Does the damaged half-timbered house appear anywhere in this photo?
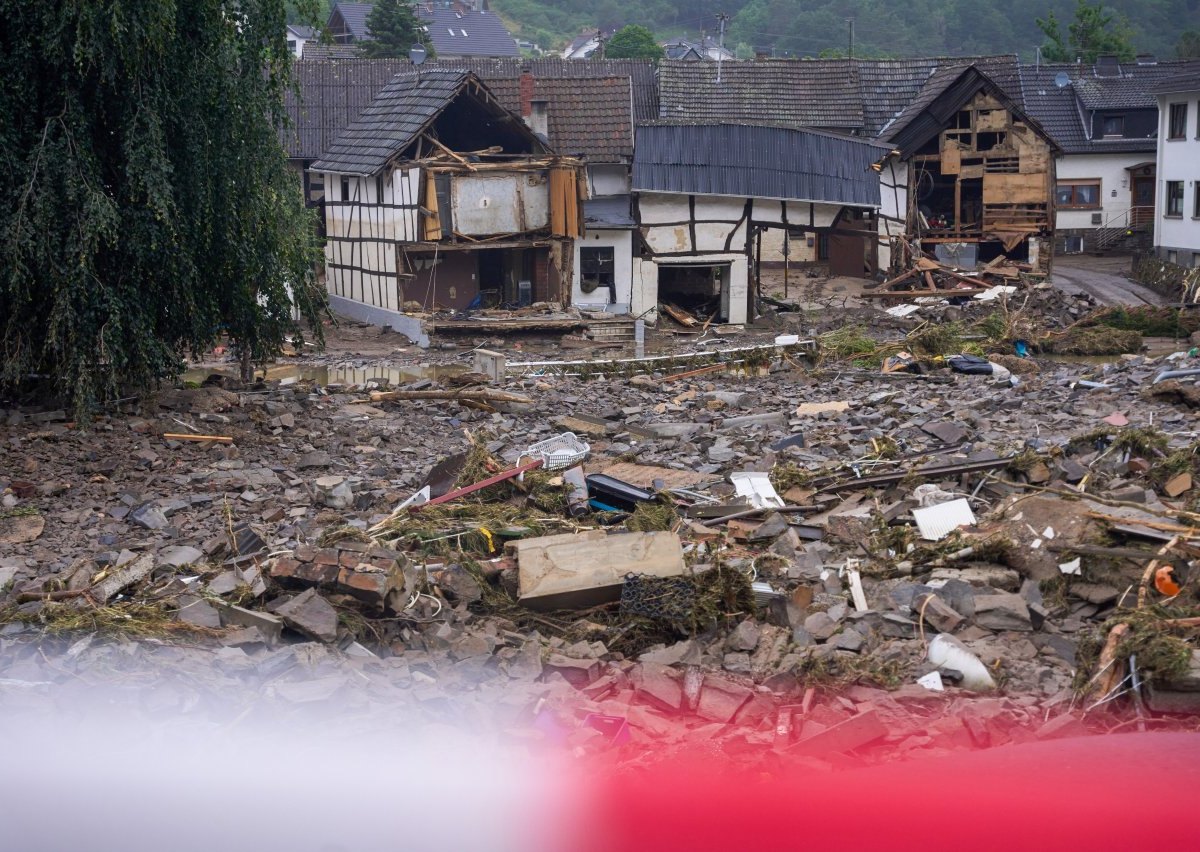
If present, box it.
[631,122,889,324]
[310,70,585,344]
[877,64,1059,273]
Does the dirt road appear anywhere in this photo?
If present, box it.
[1052,255,1167,306]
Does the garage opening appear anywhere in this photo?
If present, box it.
[658,263,731,322]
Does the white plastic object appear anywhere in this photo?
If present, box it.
[927,634,995,691]
[521,432,590,471]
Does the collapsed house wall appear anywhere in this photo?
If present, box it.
[903,90,1056,273]
[322,156,583,336]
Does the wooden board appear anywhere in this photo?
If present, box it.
[941,138,961,174]
[1019,147,1051,175]
[514,530,686,610]
[983,173,1046,205]
[976,108,1009,132]
[590,460,709,489]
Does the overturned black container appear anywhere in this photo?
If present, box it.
[584,473,655,512]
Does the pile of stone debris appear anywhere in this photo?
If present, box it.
[3,333,1200,764]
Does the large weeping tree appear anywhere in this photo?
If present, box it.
[0,0,326,414]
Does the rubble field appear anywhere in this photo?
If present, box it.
[4,291,1200,770]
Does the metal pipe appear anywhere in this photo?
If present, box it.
[1153,368,1200,385]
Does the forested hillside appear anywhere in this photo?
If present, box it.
[491,0,1199,60]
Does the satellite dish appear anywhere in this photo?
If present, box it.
[1054,71,1071,88]
[409,44,427,65]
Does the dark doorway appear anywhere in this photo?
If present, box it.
[658,264,729,321]
[477,249,505,308]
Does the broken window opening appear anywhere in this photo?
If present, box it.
[976,131,1007,150]
[580,247,616,303]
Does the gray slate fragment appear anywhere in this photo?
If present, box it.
[159,545,205,568]
[275,589,339,643]
[974,593,1034,631]
[129,504,169,531]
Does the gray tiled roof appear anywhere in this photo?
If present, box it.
[286,57,656,160]
[658,56,1022,138]
[1072,61,1200,108]
[633,122,889,206]
[310,70,476,175]
[1019,65,1089,154]
[329,2,373,40]
[1020,61,1200,154]
[286,59,413,160]
[658,59,864,131]
[1154,71,1200,94]
[421,7,519,57]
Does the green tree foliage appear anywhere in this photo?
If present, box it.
[1177,29,1200,59]
[1037,0,1136,62]
[604,24,665,59]
[362,0,433,58]
[490,0,1195,61]
[0,0,325,414]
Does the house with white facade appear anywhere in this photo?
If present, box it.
[1022,57,1200,254]
[1153,71,1200,267]
[631,123,887,324]
[286,24,315,58]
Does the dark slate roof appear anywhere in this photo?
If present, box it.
[1019,61,1200,154]
[311,70,481,175]
[1153,71,1200,94]
[286,57,657,160]
[1019,65,1090,154]
[420,7,519,57]
[658,59,864,131]
[287,24,316,40]
[481,76,633,161]
[286,59,412,160]
[881,64,1051,154]
[859,55,1021,137]
[658,56,1022,138]
[632,123,888,206]
[584,195,634,228]
[1071,60,1200,108]
[329,2,373,40]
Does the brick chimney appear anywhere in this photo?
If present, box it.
[519,65,534,123]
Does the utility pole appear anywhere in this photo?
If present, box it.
[596,30,606,60]
[846,18,854,59]
[716,12,729,82]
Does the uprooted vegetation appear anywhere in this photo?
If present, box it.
[1074,606,1200,691]
[818,301,1196,365]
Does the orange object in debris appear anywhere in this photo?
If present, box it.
[1155,565,1182,597]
